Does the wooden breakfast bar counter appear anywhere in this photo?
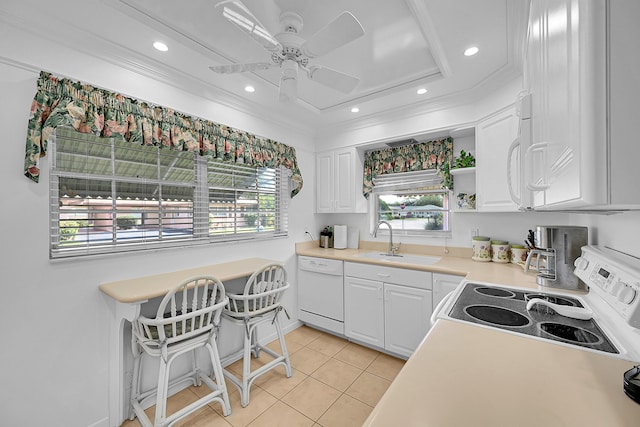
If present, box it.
[99,257,278,426]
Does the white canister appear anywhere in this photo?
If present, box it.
[472,236,492,262]
[333,225,348,249]
[510,244,528,265]
[492,240,510,263]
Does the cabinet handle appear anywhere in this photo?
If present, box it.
[525,141,557,191]
[507,136,522,206]
[377,273,390,278]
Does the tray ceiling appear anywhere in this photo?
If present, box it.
[0,0,529,133]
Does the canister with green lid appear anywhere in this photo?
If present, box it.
[510,244,528,264]
[472,236,491,261]
[491,240,510,263]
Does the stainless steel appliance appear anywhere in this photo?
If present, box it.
[319,227,333,248]
[524,225,588,291]
[435,246,640,361]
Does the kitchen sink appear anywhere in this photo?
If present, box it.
[356,252,441,266]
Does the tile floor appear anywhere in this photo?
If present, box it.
[120,325,406,427]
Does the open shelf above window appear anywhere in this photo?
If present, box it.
[449,167,476,176]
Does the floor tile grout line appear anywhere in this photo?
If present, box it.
[123,327,403,427]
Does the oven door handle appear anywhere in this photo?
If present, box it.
[431,290,455,326]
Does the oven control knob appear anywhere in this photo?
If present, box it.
[617,284,637,305]
[609,280,623,297]
[574,257,589,271]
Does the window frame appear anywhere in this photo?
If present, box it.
[369,175,452,238]
[49,128,289,259]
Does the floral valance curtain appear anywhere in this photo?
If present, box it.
[362,137,454,198]
[24,71,303,197]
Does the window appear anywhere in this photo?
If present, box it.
[371,170,450,235]
[50,128,289,259]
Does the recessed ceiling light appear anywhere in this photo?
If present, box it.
[417,88,427,95]
[244,85,255,93]
[464,46,479,56]
[153,41,168,52]
[351,107,360,113]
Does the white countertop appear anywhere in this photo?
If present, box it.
[295,241,640,426]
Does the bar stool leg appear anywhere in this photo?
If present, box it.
[154,357,170,426]
[274,315,292,377]
[207,341,231,416]
[240,324,254,407]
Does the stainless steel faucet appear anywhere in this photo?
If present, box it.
[373,220,400,256]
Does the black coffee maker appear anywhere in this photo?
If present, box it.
[319,226,333,248]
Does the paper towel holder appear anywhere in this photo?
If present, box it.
[333,224,348,249]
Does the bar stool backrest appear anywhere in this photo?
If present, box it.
[226,263,289,319]
[133,276,227,351]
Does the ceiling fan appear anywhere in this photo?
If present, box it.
[210,0,365,102]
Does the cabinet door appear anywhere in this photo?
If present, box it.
[432,273,463,311]
[344,276,384,348]
[316,152,334,213]
[315,148,367,213]
[384,283,432,358]
[526,0,606,209]
[334,149,356,212]
[476,108,519,212]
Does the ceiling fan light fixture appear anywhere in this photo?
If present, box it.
[279,77,297,102]
[464,46,479,56]
[279,59,298,102]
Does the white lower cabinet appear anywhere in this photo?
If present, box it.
[343,277,385,348]
[344,262,432,358]
[383,283,432,356]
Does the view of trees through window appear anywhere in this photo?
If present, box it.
[377,192,449,232]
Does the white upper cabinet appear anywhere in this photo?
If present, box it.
[525,0,606,209]
[519,0,640,210]
[316,147,368,213]
[475,107,519,212]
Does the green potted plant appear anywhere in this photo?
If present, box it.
[454,150,475,169]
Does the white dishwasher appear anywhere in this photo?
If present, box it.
[297,256,344,334]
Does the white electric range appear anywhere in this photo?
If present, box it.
[435,245,640,362]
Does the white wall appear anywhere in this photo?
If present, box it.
[0,25,316,427]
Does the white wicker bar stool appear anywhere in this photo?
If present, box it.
[129,276,231,427]
[223,263,292,407]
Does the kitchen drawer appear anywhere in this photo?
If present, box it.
[344,262,432,290]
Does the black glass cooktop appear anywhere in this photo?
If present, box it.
[447,282,618,354]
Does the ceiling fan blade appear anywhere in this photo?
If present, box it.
[301,11,365,58]
[279,59,298,102]
[215,0,282,52]
[209,62,276,74]
[307,66,359,93]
